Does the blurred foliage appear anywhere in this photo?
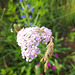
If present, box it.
[0,0,75,75]
[66,32,75,42]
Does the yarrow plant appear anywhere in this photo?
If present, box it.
[17,26,52,62]
[14,0,55,73]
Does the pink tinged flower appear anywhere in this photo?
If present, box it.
[29,59,32,62]
[37,64,40,67]
[57,22,60,25]
[47,62,51,67]
[35,42,39,46]
[40,74,43,75]
[26,58,28,62]
[55,53,59,57]
[31,6,33,8]
[52,66,56,69]
[34,54,37,57]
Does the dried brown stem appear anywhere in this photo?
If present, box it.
[3,57,8,68]
[36,29,46,33]
[40,36,54,73]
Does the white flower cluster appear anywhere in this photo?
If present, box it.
[17,26,52,62]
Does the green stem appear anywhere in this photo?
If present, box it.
[23,0,30,25]
[26,13,30,25]
[33,11,40,27]
[20,2,25,9]
[0,8,6,21]
[57,69,59,75]
[20,1,30,25]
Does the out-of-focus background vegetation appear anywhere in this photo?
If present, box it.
[0,0,75,75]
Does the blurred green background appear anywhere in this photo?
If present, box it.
[0,0,75,75]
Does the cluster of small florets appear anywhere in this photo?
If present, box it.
[17,26,52,62]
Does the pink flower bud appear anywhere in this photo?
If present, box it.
[40,74,43,75]
[55,53,59,57]
[52,66,56,69]
[37,64,40,67]
[47,62,51,67]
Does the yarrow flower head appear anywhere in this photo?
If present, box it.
[17,26,52,62]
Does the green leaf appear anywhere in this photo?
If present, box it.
[67,55,75,59]
[21,66,26,74]
[39,10,45,16]
[0,69,6,75]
